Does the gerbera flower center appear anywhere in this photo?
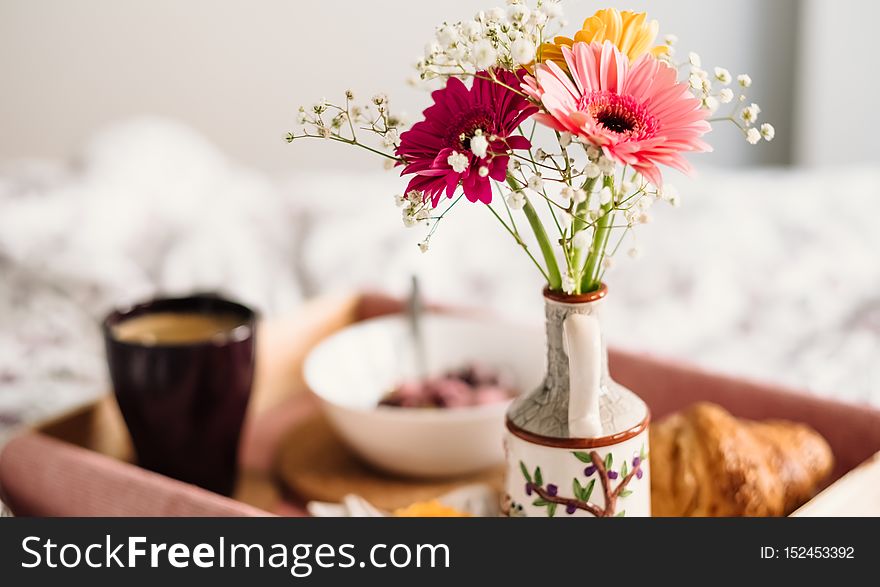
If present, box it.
[446,107,495,151]
[582,91,657,139]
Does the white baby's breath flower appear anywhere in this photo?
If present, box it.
[561,274,576,294]
[436,24,458,47]
[584,161,601,179]
[382,128,401,148]
[718,88,734,104]
[573,188,587,204]
[424,41,441,59]
[530,8,548,27]
[702,96,719,113]
[447,150,469,173]
[714,67,732,85]
[628,246,642,260]
[506,190,526,210]
[688,52,701,67]
[560,185,574,202]
[598,157,616,176]
[657,184,678,202]
[741,103,761,124]
[760,123,775,141]
[701,78,713,94]
[394,194,406,207]
[543,0,563,19]
[418,240,430,253]
[507,158,521,172]
[446,43,467,62]
[527,173,543,192]
[599,186,613,205]
[469,131,489,158]
[737,74,752,88]
[745,127,762,145]
[572,230,590,250]
[508,3,530,23]
[511,37,536,64]
[462,21,481,40]
[602,256,614,270]
[478,165,490,177]
[488,7,506,22]
[472,39,498,69]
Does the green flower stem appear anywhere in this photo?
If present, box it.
[285,133,402,162]
[507,175,562,290]
[580,175,615,293]
[570,177,599,290]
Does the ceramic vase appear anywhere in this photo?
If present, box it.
[503,285,651,517]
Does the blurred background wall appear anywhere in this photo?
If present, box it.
[5,0,872,174]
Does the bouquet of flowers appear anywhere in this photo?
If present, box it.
[287,1,772,294]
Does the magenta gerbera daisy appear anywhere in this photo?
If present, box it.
[396,70,538,206]
[524,40,712,187]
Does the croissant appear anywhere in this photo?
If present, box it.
[650,402,833,517]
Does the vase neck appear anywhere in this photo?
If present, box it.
[543,296,610,397]
[507,294,610,439]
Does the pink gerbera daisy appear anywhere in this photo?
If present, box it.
[397,70,537,206]
[524,40,711,186]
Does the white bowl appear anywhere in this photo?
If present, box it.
[303,313,544,477]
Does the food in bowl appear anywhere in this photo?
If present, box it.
[303,313,544,477]
[378,363,517,409]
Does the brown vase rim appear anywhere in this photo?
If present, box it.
[505,411,650,449]
[542,283,608,304]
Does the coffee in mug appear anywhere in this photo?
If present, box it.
[103,295,256,496]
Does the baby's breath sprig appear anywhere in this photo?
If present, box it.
[286,90,407,164]
[666,34,775,146]
[417,0,565,81]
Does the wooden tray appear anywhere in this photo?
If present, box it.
[24,292,880,516]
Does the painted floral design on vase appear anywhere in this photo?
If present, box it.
[503,285,650,517]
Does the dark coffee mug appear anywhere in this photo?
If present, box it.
[103,295,256,496]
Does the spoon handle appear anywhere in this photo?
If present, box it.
[407,275,428,379]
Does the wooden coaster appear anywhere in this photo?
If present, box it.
[275,414,504,512]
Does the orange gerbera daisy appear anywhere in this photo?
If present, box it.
[539,8,667,71]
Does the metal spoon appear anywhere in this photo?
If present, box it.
[407,275,428,380]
